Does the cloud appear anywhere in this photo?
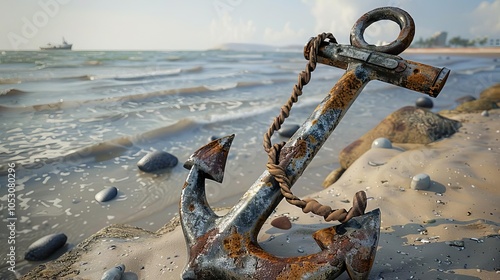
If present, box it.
[307,0,410,45]
[309,0,358,42]
[470,0,500,37]
[263,22,306,45]
[209,13,256,44]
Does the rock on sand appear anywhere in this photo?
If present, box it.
[415,96,433,108]
[95,187,118,202]
[479,83,500,103]
[341,107,459,168]
[24,233,67,261]
[278,124,300,138]
[323,106,461,186]
[137,151,178,172]
[270,216,292,230]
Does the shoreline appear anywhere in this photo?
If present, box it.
[404,47,500,57]
[20,107,500,279]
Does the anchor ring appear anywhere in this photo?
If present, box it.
[350,6,415,55]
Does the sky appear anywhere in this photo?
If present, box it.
[1,0,499,50]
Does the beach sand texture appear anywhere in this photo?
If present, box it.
[21,104,500,279]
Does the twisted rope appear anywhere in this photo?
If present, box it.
[263,33,367,223]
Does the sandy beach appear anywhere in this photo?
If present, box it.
[1,45,498,279]
[21,98,500,279]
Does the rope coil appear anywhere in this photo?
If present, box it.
[263,33,367,223]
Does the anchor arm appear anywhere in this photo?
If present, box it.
[305,42,450,97]
[180,135,234,246]
[304,6,450,98]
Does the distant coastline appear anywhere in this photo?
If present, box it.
[404,47,500,57]
[213,43,500,57]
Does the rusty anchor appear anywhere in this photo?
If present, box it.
[179,7,450,280]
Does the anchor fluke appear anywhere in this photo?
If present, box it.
[181,134,235,245]
[312,209,381,279]
[183,134,235,183]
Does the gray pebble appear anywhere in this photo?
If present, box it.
[137,151,178,172]
[101,264,125,280]
[410,173,431,190]
[371,137,392,149]
[481,110,489,117]
[95,187,118,202]
[25,233,67,261]
[416,96,433,108]
[278,124,300,138]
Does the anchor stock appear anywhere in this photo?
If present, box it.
[179,6,450,280]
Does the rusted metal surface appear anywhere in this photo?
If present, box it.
[179,6,450,280]
[304,43,450,98]
[350,7,414,55]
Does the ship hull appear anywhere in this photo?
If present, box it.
[40,44,72,50]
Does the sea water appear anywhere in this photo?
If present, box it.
[0,49,498,277]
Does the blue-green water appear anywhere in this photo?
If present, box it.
[0,49,499,277]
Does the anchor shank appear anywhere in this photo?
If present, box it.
[220,63,374,236]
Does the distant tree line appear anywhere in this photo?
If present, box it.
[412,36,495,48]
[448,36,488,47]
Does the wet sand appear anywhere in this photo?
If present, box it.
[22,108,500,279]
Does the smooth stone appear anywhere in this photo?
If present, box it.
[270,216,292,230]
[95,187,118,202]
[338,107,460,170]
[481,110,489,117]
[455,99,498,112]
[278,124,300,138]
[25,233,67,261]
[410,173,431,190]
[371,137,392,149]
[137,151,178,172]
[416,96,433,108]
[479,83,500,103]
[324,106,461,186]
[101,264,125,280]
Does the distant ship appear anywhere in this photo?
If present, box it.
[40,37,72,50]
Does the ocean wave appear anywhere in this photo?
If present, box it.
[81,65,203,81]
[84,60,103,66]
[204,82,238,91]
[217,53,264,59]
[199,104,275,124]
[0,78,288,112]
[0,118,199,175]
[240,59,274,64]
[455,65,497,75]
[0,88,27,96]
[0,78,22,84]
[114,68,182,81]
